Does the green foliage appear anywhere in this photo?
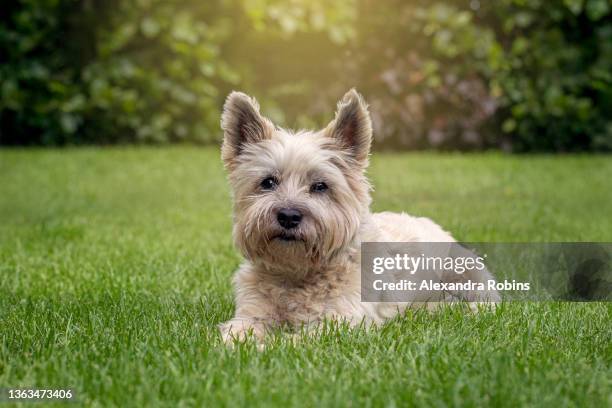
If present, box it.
[489,0,612,151]
[347,1,502,149]
[0,0,240,145]
[79,1,240,144]
[244,0,357,44]
[316,0,612,151]
[1,0,611,150]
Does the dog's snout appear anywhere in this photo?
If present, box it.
[277,208,303,229]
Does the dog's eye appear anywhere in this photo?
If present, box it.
[260,176,278,190]
[311,182,328,193]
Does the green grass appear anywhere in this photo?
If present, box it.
[0,147,610,407]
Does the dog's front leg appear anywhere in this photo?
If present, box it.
[219,280,279,345]
[219,265,280,346]
[219,317,270,344]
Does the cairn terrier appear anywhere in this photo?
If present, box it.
[219,90,498,343]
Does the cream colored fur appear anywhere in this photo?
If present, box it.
[219,90,498,343]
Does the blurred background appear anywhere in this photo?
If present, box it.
[1,0,611,152]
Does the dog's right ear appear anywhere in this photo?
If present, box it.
[221,92,274,168]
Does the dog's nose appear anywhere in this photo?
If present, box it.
[277,208,303,229]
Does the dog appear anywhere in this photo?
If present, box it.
[219,89,499,343]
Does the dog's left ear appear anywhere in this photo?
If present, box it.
[325,89,372,166]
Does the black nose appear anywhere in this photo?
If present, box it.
[277,208,303,229]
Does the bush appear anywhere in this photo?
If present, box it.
[489,0,612,151]
[1,0,611,151]
[0,0,240,145]
[324,0,612,151]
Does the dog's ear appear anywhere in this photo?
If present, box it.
[325,89,372,166]
[221,91,274,168]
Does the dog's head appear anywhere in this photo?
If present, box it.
[221,89,372,272]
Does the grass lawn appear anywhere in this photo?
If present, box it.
[0,147,610,407]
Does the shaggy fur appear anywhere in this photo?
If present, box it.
[219,90,499,343]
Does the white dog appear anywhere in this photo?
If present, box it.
[219,90,499,343]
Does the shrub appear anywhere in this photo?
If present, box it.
[0,0,240,145]
[488,0,612,151]
[1,0,610,151]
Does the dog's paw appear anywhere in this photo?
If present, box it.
[468,301,498,313]
[219,319,266,347]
